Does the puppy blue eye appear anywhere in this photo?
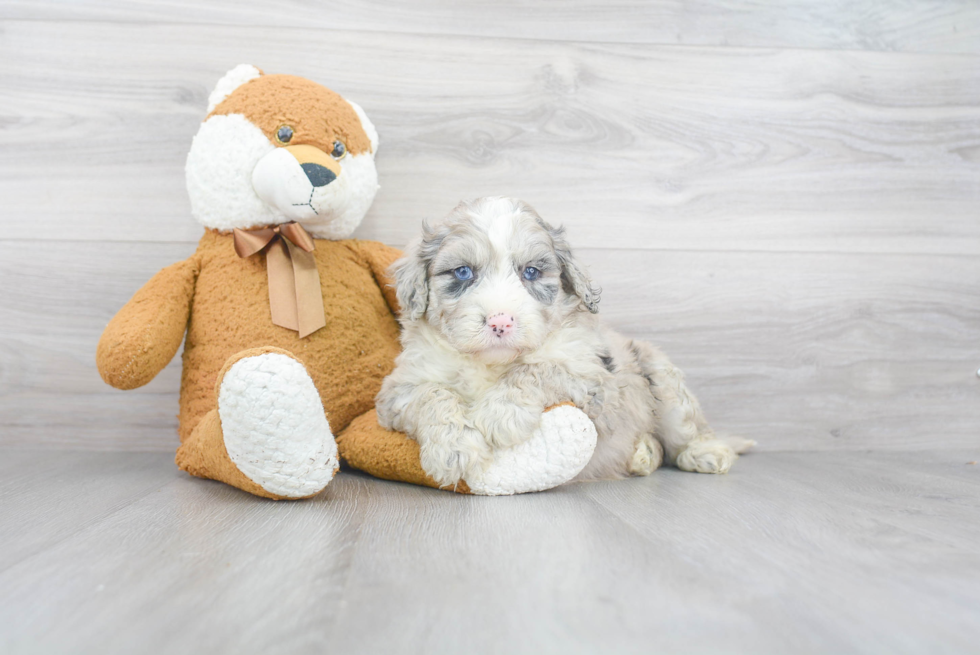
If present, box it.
[454,266,474,281]
[523,266,541,281]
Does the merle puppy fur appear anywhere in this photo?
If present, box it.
[376,197,753,486]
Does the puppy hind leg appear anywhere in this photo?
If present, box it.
[673,439,737,474]
[659,399,737,475]
[628,433,664,477]
[636,344,737,475]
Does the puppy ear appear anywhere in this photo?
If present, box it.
[392,220,448,320]
[548,223,600,314]
[391,238,430,321]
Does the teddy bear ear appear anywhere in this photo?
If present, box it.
[206,64,263,114]
[344,98,379,155]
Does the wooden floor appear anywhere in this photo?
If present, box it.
[2,2,979,652]
[1,448,979,654]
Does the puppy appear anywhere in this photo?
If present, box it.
[376,197,753,487]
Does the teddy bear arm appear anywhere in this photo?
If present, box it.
[353,240,404,317]
[96,257,199,390]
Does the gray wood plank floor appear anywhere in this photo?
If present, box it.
[2,448,978,654]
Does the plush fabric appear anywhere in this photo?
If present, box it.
[208,74,373,157]
[97,258,198,390]
[173,230,402,442]
[206,63,263,114]
[339,410,473,494]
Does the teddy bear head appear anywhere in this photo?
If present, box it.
[186,65,380,239]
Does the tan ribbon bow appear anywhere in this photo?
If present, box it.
[233,222,326,338]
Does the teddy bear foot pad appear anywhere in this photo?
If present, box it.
[463,405,597,496]
[218,351,338,498]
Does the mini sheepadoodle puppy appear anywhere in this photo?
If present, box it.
[376,197,753,487]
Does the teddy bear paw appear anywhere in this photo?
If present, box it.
[218,352,338,498]
[464,405,597,496]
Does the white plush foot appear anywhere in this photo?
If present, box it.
[218,353,338,498]
[628,433,664,476]
[675,439,737,474]
[463,406,597,496]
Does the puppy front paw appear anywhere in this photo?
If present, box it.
[472,400,542,449]
[418,424,492,487]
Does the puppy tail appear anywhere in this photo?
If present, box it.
[718,435,757,455]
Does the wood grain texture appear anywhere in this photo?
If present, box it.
[1,449,979,654]
[3,0,980,54]
[0,242,194,451]
[0,20,978,253]
[1,6,978,652]
[2,241,977,452]
[0,12,977,453]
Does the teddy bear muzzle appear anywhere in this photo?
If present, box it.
[251,144,343,221]
[285,144,339,187]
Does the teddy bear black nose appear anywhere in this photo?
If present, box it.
[301,163,337,188]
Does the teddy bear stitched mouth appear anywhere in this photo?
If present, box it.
[291,187,319,215]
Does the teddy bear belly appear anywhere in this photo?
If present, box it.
[178,315,400,442]
[176,251,401,443]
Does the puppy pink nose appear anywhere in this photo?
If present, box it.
[487,313,515,338]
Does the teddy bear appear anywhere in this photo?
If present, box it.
[95,65,598,500]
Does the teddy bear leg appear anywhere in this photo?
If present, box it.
[175,347,338,500]
[337,409,465,492]
[463,404,597,495]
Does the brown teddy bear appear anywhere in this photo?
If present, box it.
[96,66,596,500]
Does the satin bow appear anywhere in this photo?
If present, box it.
[233,222,326,338]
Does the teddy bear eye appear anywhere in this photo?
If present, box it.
[331,140,347,159]
[276,125,293,144]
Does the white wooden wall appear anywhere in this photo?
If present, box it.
[1,1,978,452]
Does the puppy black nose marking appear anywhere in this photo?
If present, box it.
[301,163,337,187]
[487,313,515,338]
